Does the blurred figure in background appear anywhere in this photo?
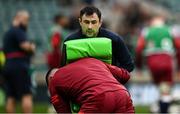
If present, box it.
[46,14,69,113]
[46,14,69,69]
[2,10,35,113]
[135,12,180,113]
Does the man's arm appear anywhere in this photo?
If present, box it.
[135,34,146,69]
[20,42,35,53]
[15,29,36,53]
[60,31,80,67]
[172,26,180,71]
[49,83,71,113]
[60,44,66,67]
[174,39,180,70]
[51,32,62,50]
[115,36,134,72]
[105,63,130,84]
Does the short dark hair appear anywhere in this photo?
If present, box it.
[45,68,54,86]
[80,6,101,21]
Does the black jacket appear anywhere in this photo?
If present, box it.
[62,28,134,72]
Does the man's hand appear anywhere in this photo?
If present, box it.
[30,43,36,53]
[20,41,36,53]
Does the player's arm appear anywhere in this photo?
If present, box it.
[20,41,35,53]
[60,44,66,67]
[60,33,79,67]
[51,32,62,49]
[172,26,180,71]
[49,84,71,113]
[60,36,70,67]
[115,36,134,72]
[105,63,130,84]
[135,33,146,70]
[15,29,36,53]
[173,38,180,70]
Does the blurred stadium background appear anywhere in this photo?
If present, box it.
[0,0,180,113]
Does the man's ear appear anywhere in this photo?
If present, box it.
[79,18,82,26]
[99,19,102,27]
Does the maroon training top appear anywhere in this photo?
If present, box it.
[49,58,130,113]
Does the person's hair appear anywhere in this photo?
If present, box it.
[45,68,54,86]
[14,10,29,18]
[53,14,64,23]
[80,6,101,21]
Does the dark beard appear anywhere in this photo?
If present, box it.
[19,24,27,32]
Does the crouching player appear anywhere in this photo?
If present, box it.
[46,58,134,113]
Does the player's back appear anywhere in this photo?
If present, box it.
[51,58,126,103]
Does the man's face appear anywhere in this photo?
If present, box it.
[21,14,29,27]
[18,14,30,30]
[79,13,102,37]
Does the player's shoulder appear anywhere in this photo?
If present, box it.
[5,27,19,37]
[65,30,81,41]
[11,26,23,32]
[99,28,124,42]
[10,27,26,37]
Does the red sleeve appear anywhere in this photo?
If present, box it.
[49,82,71,113]
[171,26,180,70]
[51,32,62,50]
[105,63,130,84]
[135,35,146,69]
[173,38,180,70]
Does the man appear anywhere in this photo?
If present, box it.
[135,14,180,113]
[46,14,69,68]
[2,10,35,113]
[62,6,134,72]
[46,58,134,113]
